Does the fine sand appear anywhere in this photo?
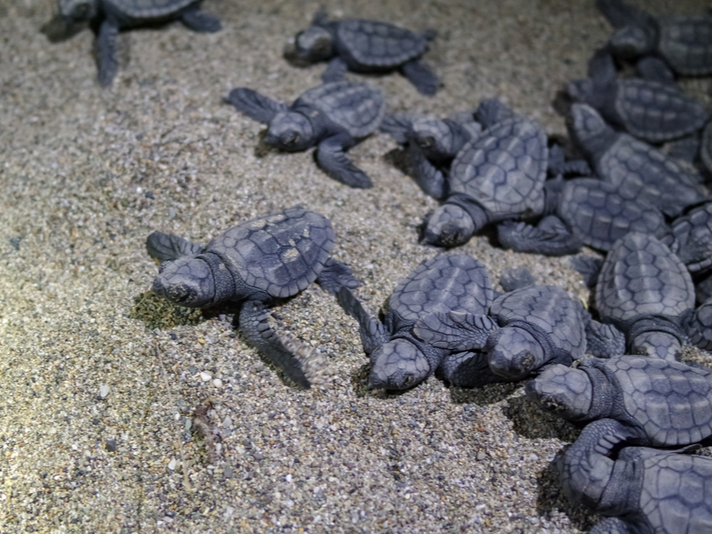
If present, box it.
[1,0,711,532]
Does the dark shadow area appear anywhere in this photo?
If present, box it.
[535,452,601,531]
[382,147,413,178]
[254,130,277,159]
[41,15,86,43]
[449,380,521,405]
[130,290,217,330]
[506,393,581,442]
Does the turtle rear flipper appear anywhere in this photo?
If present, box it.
[316,258,359,295]
[336,287,390,356]
[586,319,626,358]
[179,6,221,32]
[225,88,288,124]
[96,20,119,87]
[408,142,447,199]
[316,132,372,188]
[237,300,311,389]
[497,218,583,257]
[146,231,203,262]
[400,59,438,96]
[413,311,497,351]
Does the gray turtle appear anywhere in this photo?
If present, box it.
[291,11,438,95]
[579,232,696,361]
[226,81,384,189]
[56,0,220,86]
[527,355,712,459]
[597,0,712,76]
[146,207,358,389]
[568,104,705,218]
[559,442,712,534]
[336,254,495,390]
[498,176,669,256]
[568,48,709,143]
[420,99,549,247]
[413,282,586,382]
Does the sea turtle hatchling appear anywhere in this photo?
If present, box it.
[226,81,384,189]
[420,99,549,247]
[597,0,712,76]
[527,355,712,457]
[568,48,709,143]
[567,104,705,218]
[413,280,586,382]
[663,201,712,275]
[336,254,495,390]
[146,207,358,389]
[56,0,221,86]
[558,442,712,534]
[290,11,439,95]
[498,176,668,257]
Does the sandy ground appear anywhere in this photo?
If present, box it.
[1,0,711,532]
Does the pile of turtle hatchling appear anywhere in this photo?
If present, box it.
[50,0,712,531]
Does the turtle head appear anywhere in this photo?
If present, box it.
[608,25,654,60]
[554,442,613,510]
[265,112,315,151]
[152,257,216,308]
[58,0,97,22]
[368,339,430,390]
[525,364,592,421]
[294,26,334,62]
[410,119,455,160]
[422,204,477,247]
[486,327,545,380]
[566,104,612,159]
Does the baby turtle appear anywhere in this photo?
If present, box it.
[379,111,482,199]
[663,201,712,275]
[527,355,712,456]
[413,281,586,381]
[568,104,705,217]
[559,442,712,534]
[56,0,220,86]
[226,81,384,189]
[568,48,709,143]
[336,254,495,390]
[597,0,712,76]
[583,232,695,361]
[146,207,357,389]
[291,11,439,95]
[420,99,549,247]
[498,176,668,256]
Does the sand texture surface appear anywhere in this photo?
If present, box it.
[1,0,711,532]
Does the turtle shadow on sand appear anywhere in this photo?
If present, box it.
[505,393,581,442]
[381,147,413,178]
[129,290,219,330]
[535,453,601,531]
[448,381,521,406]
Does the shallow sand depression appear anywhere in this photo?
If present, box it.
[1,0,711,532]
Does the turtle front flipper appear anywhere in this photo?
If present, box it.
[336,287,391,356]
[400,59,439,96]
[179,6,221,33]
[437,350,503,388]
[96,19,120,87]
[636,57,676,85]
[146,231,203,262]
[379,113,414,144]
[585,319,626,358]
[225,88,288,124]
[322,57,349,83]
[497,218,583,257]
[571,255,604,289]
[413,311,497,351]
[316,132,372,188]
[315,258,359,295]
[595,0,653,29]
[408,142,447,199]
[237,300,311,389]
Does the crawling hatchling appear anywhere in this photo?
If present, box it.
[597,0,712,76]
[336,254,495,390]
[226,81,384,189]
[413,269,586,383]
[568,48,709,143]
[55,0,220,86]
[146,207,357,388]
[559,441,712,534]
[527,355,712,457]
[567,104,705,218]
[290,10,439,95]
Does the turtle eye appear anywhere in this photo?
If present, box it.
[285,132,300,145]
[418,136,434,149]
